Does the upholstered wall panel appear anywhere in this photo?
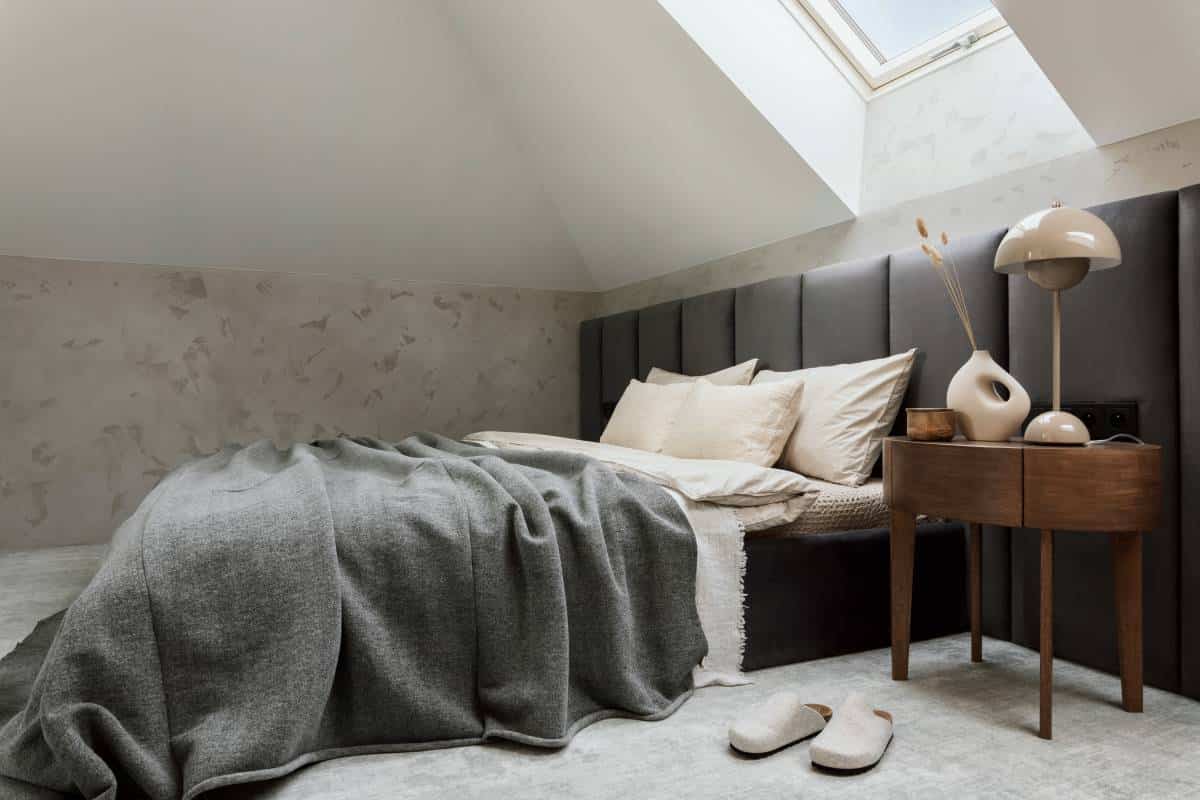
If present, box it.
[600,311,638,409]
[681,290,735,375]
[1010,190,1181,692]
[890,228,1012,638]
[735,276,802,372]
[579,318,604,441]
[1180,184,1200,698]
[802,257,889,367]
[579,182,1198,696]
[638,301,682,379]
[889,229,1010,410]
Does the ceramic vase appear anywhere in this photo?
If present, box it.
[946,350,1030,442]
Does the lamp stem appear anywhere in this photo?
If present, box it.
[1052,288,1061,411]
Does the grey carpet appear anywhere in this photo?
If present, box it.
[5,547,1200,799]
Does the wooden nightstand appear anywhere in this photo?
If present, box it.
[882,436,1162,739]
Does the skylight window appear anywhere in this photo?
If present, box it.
[790,0,1008,90]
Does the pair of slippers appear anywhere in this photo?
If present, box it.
[728,691,893,773]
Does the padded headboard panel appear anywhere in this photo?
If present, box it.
[802,256,889,367]
[638,301,681,379]
[580,183,1200,700]
[1009,190,1181,691]
[1180,184,1200,698]
[735,276,802,372]
[681,290,736,375]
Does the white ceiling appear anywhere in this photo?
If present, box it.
[0,1,591,290]
[442,0,855,291]
[2,1,1196,292]
[0,0,854,292]
[994,0,1200,146]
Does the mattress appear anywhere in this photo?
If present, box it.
[748,478,888,537]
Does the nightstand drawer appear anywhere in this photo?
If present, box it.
[884,439,1022,526]
[1023,445,1162,532]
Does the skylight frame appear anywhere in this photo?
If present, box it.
[792,0,1008,90]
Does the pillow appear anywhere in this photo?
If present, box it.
[753,349,916,486]
[599,380,694,453]
[646,358,758,386]
[661,379,804,467]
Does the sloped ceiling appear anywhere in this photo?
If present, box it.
[995,0,1200,146]
[0,0,856,292]
[0,0,590,290]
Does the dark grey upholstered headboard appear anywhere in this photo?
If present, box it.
[580,183,1200,701]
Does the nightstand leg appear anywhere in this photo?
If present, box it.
[969,523,982,663]
[1040,529,1054,740]
[890,510,916,681]
[1113,533,1144,713]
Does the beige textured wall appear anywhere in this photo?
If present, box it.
[598,117,1200,315]
[0,256,593,549]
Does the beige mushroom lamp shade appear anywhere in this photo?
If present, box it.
[994,204,1122,445]
[995,205,1122,288]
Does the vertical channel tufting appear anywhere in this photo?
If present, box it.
[637,301,682,379]
[1179,183,1200,698]
[801,256,889,367]
[735,276,802,372]
[1009,189,1180,692]
[579,318,604,441]
[600,311,638,415]
[681,290,736,375]
[890,228,1012,639]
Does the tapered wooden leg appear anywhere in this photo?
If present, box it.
[1113,533,1144,713]
[969,522,982,663]
[1040,529,1054,740]
[890,510,916,680]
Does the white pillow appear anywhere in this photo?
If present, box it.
[754,349,916,486]
[599,380,694,453]
[646,358,758,386]
[661,379,804,467]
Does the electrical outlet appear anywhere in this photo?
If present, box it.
[1026,401,1139,440]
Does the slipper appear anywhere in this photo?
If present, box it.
[809,692,894,773]
[728,691,832,757]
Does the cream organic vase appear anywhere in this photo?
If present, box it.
[946,350,1031,442]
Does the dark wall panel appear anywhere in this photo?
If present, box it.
[802,256,889,367]
[600,311,638,409]
[637,300,682,379]
[1009,190,1180,692]
[681,290,736,375]
[735,275,802,372]
[1179,183,1200,698]
[890,229,1010,412]
[579,318,604,441]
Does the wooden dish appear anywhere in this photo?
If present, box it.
[906,408,957,441]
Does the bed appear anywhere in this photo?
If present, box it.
[0,432,818,799]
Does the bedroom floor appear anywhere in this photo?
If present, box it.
[4,547,1200,799]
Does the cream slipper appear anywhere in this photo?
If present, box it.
[728,691,832,757]
[809,692,893,773]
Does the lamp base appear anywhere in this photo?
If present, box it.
[1023,410,1090,445]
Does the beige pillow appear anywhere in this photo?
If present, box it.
[646,358,758,386]
[754,349,916,486]
[600,380,694,453]
[661,379,804,467]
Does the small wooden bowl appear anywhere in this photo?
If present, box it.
[907,408,957,441]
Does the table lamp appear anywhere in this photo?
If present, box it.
[994,202,1122,444]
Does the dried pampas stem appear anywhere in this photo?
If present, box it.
[917,220,976,350]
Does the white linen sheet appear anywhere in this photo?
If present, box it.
[464,431,823,686]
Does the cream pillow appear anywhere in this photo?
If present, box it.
[754,349,916,486]
[661,379,804,467]
[646,358,758,386]
[600,380,694,453]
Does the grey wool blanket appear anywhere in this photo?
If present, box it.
[0,433,707,800]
